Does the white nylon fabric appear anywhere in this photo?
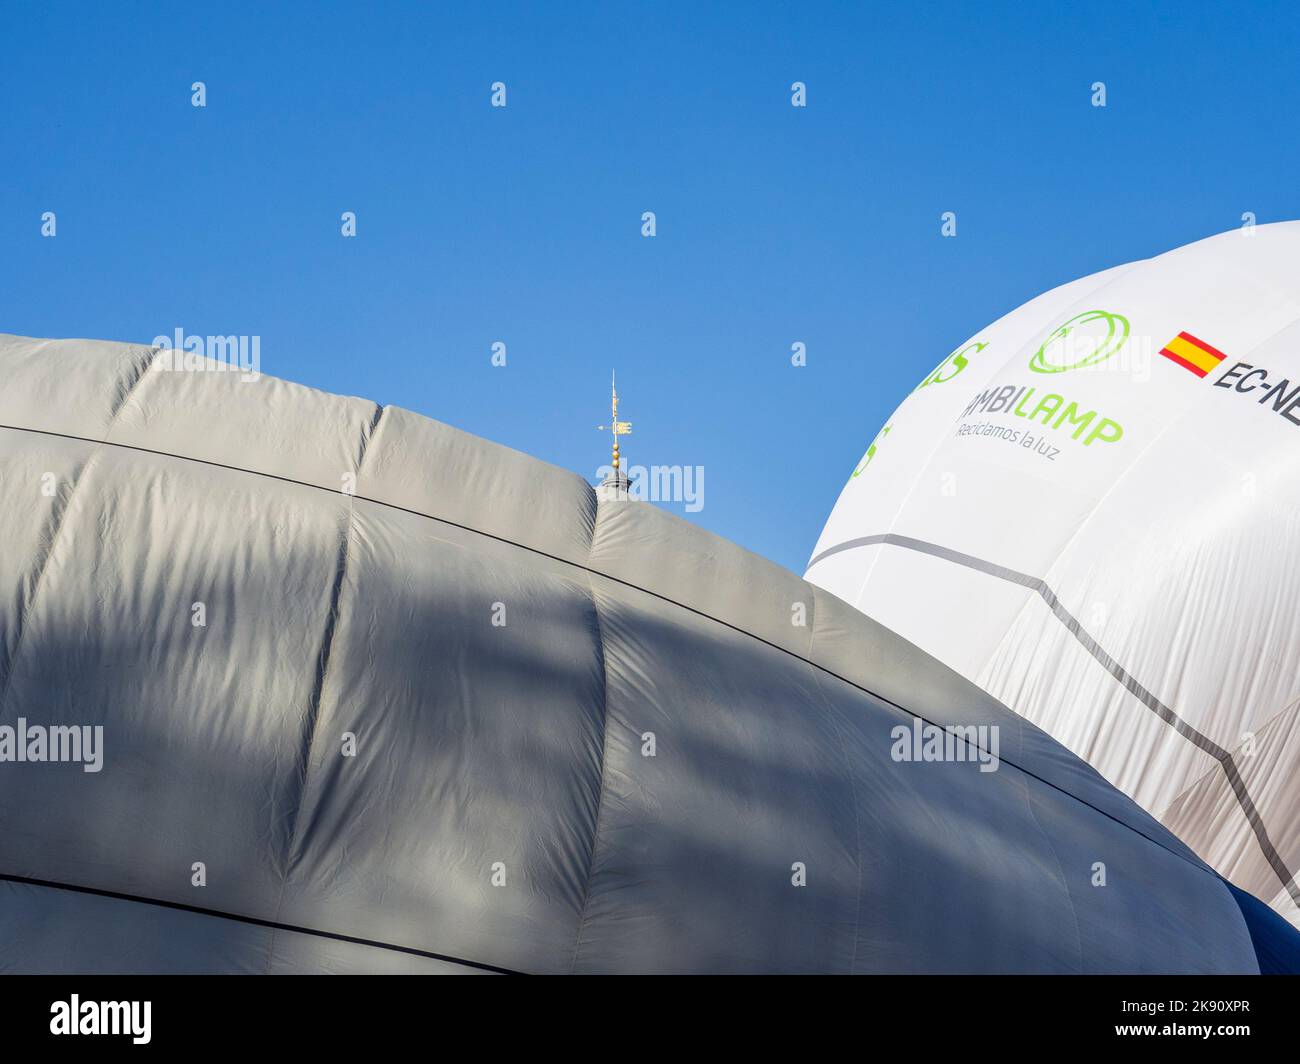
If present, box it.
[806,221,1300,927]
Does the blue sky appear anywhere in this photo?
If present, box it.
[3,1,1298,573]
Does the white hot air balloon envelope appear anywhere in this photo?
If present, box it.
[807,222,1300,927]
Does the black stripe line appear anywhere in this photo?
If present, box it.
[0,873,520,974]
[807,533,1300,908]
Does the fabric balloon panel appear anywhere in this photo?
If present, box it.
[807,222,1300,926]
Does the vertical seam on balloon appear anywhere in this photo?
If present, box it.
[1218,878,1266,975]
[1020,770,1086,973]
[267,404,381,969]
[0,345,160,717]
[0,462,91,718]
[105,345,163,427]
[286,418,372,854]
[355,403,386,476]
[267,482,352,967]
[569,506,613,973]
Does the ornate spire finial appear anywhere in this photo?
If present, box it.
[597,372,632,497]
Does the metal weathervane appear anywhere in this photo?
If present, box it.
[597,371,632,488]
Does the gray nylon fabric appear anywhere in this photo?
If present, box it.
[0,333,1264,973]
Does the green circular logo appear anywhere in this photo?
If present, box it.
[1029,310,1129,374]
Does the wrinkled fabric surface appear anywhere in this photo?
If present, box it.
[0,332,1283,973]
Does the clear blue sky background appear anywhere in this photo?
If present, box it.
[3,1,1298,573]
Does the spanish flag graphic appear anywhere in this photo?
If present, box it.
[1159,331,1227,378]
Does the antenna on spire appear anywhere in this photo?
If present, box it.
[596,371,633,499]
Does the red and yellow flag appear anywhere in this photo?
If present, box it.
[1159,331,1226,378]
